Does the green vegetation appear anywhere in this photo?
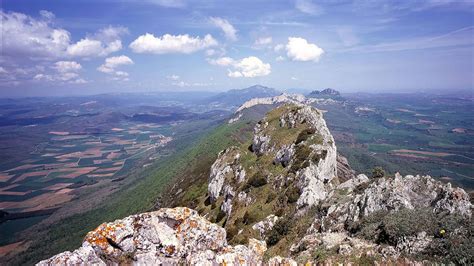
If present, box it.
[348,208,473,264]
[12,120,251,265]
[266,216,292,246]
[371,167,385,178]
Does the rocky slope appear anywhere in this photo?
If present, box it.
[38,99,473,265]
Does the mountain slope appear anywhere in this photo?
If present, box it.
[36,99,473,265]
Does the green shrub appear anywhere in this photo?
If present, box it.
[372,166,385,178]
[266,192,276,203]
[246,173,268,188]
[381,208,436,244]
[243,209,259,225]
[290,144,312,173]
[266,216,292,246]
[295,128,315,144]
[286,186,300,203]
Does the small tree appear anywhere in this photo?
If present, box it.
[372,167,385,178]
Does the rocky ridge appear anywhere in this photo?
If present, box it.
[38,99,472,265]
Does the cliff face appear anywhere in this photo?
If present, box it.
[38,100,473,265]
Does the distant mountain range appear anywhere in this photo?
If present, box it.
[203,85,282,107]
[307,88,344,100]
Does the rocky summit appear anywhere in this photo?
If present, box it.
[38,100,472,265]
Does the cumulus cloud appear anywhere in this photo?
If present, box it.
[97,55,133,81]
[34,61,86,83]
[97,55,133,73]
[53,61,82,73]
[286,37,324,62]
[209,17,237,41]
[1,10,126,60]
[130,33,218,54]
[295,0,324,15]
[209,56,271,78]
[67,39,122,57]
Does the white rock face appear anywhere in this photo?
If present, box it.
[229,93,316,123]
[290,106,337,208]
[337,174,369,191]
[252,214,280,238]
[37,207,279,265]
[318,173,472,233]
[208,147,246,202]
[236,93,310,113]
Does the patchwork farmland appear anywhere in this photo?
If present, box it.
[0,122,172,213]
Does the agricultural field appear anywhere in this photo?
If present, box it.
[317,92,474,191]
[0,122,172,213]
[0,94,229,252]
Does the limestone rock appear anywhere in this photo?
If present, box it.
[208,147,246,202]
[322,173,472,232]
[38,207,227,265]
[337,174,369,191]
[268,256,298,266]
[252,215,280,238]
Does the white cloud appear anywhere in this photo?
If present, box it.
[166,74,180,80]
[1,10,71,59]
[97,55,134,73]
[208,56,271,78]
[115,71,129,77]
[295,0,324,15]
[286,37,324,62]
[291,76,298,80]
[172,81,213,87]
[34,61,85,84]
[130,33,218,54]
[209,17,237,41]
[275,56,285,61]
[39,10,55,20]
[97,55,133,81]
[1,10,126,61]
[67,39,122,57]
[254,36,273,46]
[232,57,270,77]
[274,44,285,52]
[53,61,82,73]
[207,57,235,66]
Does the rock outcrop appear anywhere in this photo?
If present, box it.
[37,207,269,265]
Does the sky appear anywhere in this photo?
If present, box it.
[0,0,473,97]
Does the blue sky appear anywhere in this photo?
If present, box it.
[1,0,473,96]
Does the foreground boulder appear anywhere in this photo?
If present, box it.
[37,207,269,265]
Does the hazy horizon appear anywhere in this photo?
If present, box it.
[1,0,473,97]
